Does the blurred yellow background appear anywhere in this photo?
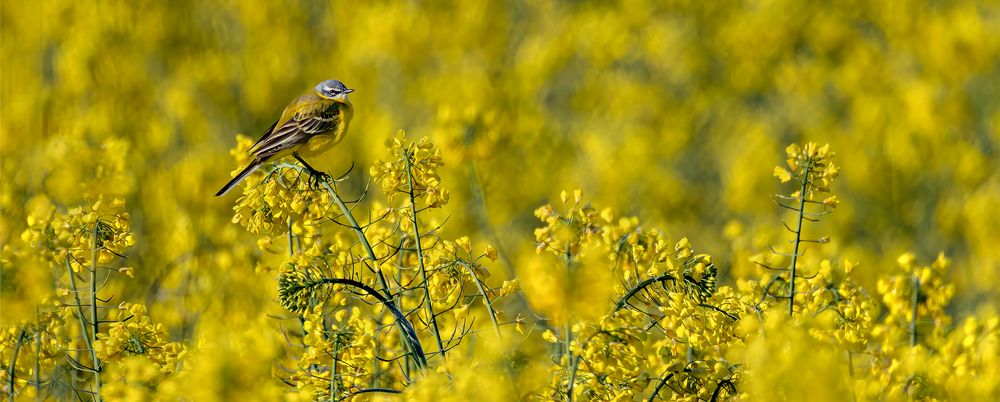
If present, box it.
[1,0,997,400]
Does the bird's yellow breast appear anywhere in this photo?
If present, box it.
[300,134,337,156]
[295,100,353,157]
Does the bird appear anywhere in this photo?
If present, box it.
[216,79,355,196]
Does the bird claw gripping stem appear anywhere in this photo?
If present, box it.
[293,154,332,189]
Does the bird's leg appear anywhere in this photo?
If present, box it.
[293,153,332,189]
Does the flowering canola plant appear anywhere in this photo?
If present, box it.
[2,1,998,401]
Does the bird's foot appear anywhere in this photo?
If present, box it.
[293,154,332,190]
[305,168,333,189]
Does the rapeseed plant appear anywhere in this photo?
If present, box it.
[3,1,997,401]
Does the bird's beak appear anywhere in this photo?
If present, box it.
[343,89,355,94]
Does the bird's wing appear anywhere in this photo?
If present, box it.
[248,119,279,154]
[251,102,341,158]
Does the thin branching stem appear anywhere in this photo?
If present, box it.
[64,257,96,379]
[7,328,28,402]
[403,150,446,359]
[455,260,501,337]
[313,172,428,369]
[647,371,675,402]
[336,387,402,401]
[330,336,341,400]
[372,328,381,390]
[319,176,391,298]
[910,274,920,347]
[287,216,295,257]
[34,326,41,400]
[710,379,736,402]
[89,223,103,400]
[787,164,812,316]
[566,355,580,402]
[308,277,426,369]
[614,273,677,312]
[563,238,574,402]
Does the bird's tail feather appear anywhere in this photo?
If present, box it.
[215,161,261,196]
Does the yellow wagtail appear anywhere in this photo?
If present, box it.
[216,79,355,196]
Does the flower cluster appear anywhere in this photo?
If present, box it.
[2,195,191,400]
[874,252,956,349]
[93,303,187,372]
[289,305,378,400]
[532,191,746,401]
[229,135,335,238]
[0,311,69,400]
[20,196,135,274]
[261,135,515,398]
[371,132,451,209]
[773,142,839,203]
[858,253,966,399]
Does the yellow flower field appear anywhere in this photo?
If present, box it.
[2,1,997,401]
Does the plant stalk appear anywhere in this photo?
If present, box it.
[90,224,103,401]
[455,260,501,337]
[317,177,428,369]
[7,329,27,402]
[331,336,341,400]
[788,164,812,316]
[910,274,920,347]
[403,150,446,358]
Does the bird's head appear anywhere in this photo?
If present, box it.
[315,79,354,102]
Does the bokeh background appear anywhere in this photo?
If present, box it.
[2,0,998,399]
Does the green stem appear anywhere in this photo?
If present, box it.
[372,331,380,390]
[614,273,677,312]
[64,257,83,397]
[455,260,501,337]
[563,241,574,402]
[847,350,856,402]
[90,224,103,401]
[403,151,446,358]
[287,217,295,257]
[320,180,391,300]
[788,164,812,316]
[34,320,41,401]
[64,257,97,392]
[331,336,341,400]
[910,274,920,347]
[316,176,427,369]
[566,354,579,402]
[305,278,426,368]
[647,371,675,402]
[337,388,403,401]
[7,329,27,402]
